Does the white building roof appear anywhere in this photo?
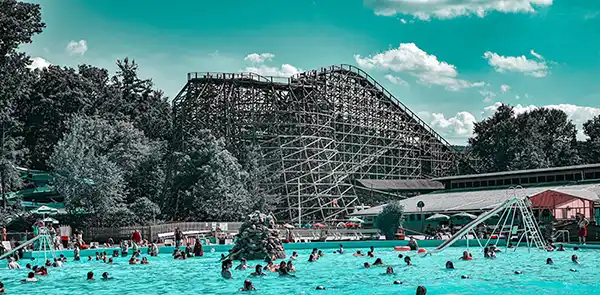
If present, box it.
[349,183,600,216]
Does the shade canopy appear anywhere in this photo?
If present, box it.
[426,213,450,221]
[348,217,364,223]
[42,217,59,224]
[452,212,478,219]
[30,205,60,215]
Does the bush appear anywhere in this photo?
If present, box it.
[375,201,404,239]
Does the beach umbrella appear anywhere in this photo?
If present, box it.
[30,205,60,216]
[426,213,450,221]
[42,217,59,224]
[348,217,365,223]
[452,212,478,219]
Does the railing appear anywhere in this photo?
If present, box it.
[552,230,570,243]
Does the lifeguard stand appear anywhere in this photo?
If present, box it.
[0,226,57,261]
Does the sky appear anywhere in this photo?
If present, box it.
[21,0,600,145]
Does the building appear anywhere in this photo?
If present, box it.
[350,164,600,232]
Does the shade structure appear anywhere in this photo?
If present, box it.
[348,217,364,223]
[312,223,325,228]
[30,205,60,215]
[426,213,450,221]
[282,223,295,229]
[452,212,477,219]
[42,217,59,224]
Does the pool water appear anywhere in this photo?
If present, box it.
[0,246,596,295]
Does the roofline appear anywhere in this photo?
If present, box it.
[433,163,600,181]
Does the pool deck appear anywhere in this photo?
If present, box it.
[22,238,507,259]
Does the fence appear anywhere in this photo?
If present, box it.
[85,222,243,243]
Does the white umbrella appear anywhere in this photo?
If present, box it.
[30,205,60,215]
[452,212,478,219]
[42,217,59,224]
[282,223,295,229]
[348,217,364,223]
[426,213,450,221]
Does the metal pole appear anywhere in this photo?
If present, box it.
[298,178,301,226]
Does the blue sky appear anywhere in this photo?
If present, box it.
[22,0,600,144]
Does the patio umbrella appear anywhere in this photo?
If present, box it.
[30,205,60,216]
[283,223,295,229]
[452,212,478,219]
[42,217,59,224]
[348,217,365,223]
[312,223,326,228]
[426,213,450,221]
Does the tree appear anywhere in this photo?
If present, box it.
[0,0,45,207]
[375,201,404,239]
[582,115,600,164]
[49,115,163,227]
[169,130,252,221]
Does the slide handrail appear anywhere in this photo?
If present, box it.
[432,198,516,252]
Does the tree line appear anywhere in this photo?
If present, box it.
[2,1,600,228]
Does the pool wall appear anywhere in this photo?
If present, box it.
[22,239,507,259]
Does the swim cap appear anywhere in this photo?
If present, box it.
[316,286,326,290]
[570,269,577,272]
[461,275,469,279]
[393,280,402,284]
[514,271,522,274]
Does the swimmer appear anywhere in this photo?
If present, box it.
[113,250,119,257]
[514,271,522,275]
[370,246,375,253]
[570,268,577,272]
[263,261,276,272]
[101,272,112,280]
[45,259,52,266]
[416,285,427,295]
[287,260,296,272]
[572,255,580,264]
[373,258,385,266]
[88,256,93,261]
[251,264,267,276]
[21,272,38,282]
[385,266,394,274]
[87,271,95,280]
[490,245,502,253]
[8,257,20,269]
[318,250,324,257]
[36,266,48,276]
[240,280,256,291]
[236,258,248,270]
[367,251,375,258]
[573,247,580,251]
[393,280,402,285]
[557,244,565,251]
[461,275,470,279]
[108,258,114,264]
[334,244,344,254]
[26,263,31,269]
[129,256,138,265]
[460,251,472,261]
[290,252,298,260]
[141,257,149,264]
[364,262,371,268]
[404,256,412,266]
[316,286,326,290]
[408,237,419,251]
[354,250,365,257]
[546,258,553,265]
[398,254,404,259]
[0,281,4,293]
[445,261,454,269]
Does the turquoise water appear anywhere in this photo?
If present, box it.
[0,247,596,294]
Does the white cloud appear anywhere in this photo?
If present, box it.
[365,0,553,20]
[384,74,409,86]
[66,40,88,56]
[483,50,549,77]
[420,102,600,144]
[244,64,301,77]
[27,57,51,70]
[244,53,275,63]
[355,43,483,91]
[515,95,520,100]
[479,89,496,102]
[500,84,511,93]
[530,49,544,60]
[242,53,302,77]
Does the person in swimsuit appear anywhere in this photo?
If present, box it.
[101,272,112,280]
[87,272,95,280]
[22,272,38,282]
[193,239,204,257]
[460,251,472,260]
[221,260,233,279]
[572,254,580,264]
[445,261,455,269]
[373,258,385,266]
[385,266,394,274]
[240,280,256,291]
[251,264,267,276]
[577,214,589,244]
[546,258,553,265]
[404,256,412,266]
[236,258,248,270]
[416,285,427,295]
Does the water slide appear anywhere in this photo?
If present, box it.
[431,198,516,253]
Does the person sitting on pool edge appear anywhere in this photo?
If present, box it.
[240,280,256,291]
[408,237,418,251]
[251,264,267,276]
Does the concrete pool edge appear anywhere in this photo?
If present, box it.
[22,239,508,259]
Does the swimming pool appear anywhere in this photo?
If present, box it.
[0,246,596,294]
